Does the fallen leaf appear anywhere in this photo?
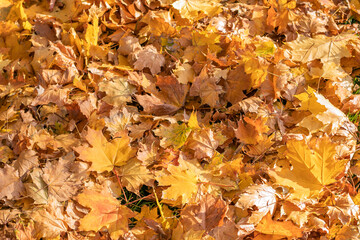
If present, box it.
[31,197,68,239]
[172,0,222,21]
[118,160,153,194]
[13,149,38,177]
[133,45,165,75]
[75,128,136,173]
[0,165,25,200]
[180,194,228,233]
[286,33,358,64]
[76,188,135,239]
[156,160,201,204]
[235,184,276,224]
[235,117,269,145]
[255,213,303,238]
[269,137,347,199]
[99,77,135,107]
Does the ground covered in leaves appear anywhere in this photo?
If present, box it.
[3,0,360,239]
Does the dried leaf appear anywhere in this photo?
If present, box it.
[74,128,136,173]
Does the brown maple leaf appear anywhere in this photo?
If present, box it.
[133,45,165,75]
[180,194,228,233]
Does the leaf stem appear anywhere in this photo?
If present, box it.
[153,188,166,223]
[113,168,128,202]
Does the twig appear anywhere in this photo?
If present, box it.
[125,193,154,206]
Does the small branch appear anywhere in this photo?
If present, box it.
[125,193,154,206]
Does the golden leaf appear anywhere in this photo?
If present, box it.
[76,188,135,239]
[156,160,201,204]
[118,160,153,194]
[99,77,135,107]
[255,213,303,238]
[74,128,136,173]
[286,33,358,63]
[172,0,222,21]
[269,137,347,199]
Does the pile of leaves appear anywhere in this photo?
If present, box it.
[3,0,360,239]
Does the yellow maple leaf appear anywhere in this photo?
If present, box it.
[295,87,349,134]
[188,111,200,129]
[156,160,201,204]
[269,137,347,199]
[6,0,27,22]
[286,33,358,64]
[256,213,303,238]
[154,123,192,149]
[295,87,327,114]
[99,77,135,107]
[242,54,269,88]
[154,111,199,149]
[76,188,135,239]
[255,40,276,57]
[74,128,136,173]
[172,0,222,21]
[118,160,153,194]
[173,63,195,84]
[84,15,99,56]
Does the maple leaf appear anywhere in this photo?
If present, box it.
[172,0,222,21]
[76,188,135,239]
[13,149,38,177]
[286,33,358,64]
[242,54,269,88]
[295,87,328,114]
[118,35,141,55]
[74,128,136,173]
[235,184,276,224]
[154,122,191,149]
[31,197,68,239]
[186,128,220,159]
[225,66,249,104]
[180,194,228,233]
[173,63,195,84]
[234,116,269,145]
[156,160,201,204]
[26,168,49,204]
[269,137,347,199]
[140,10,176,37]
[0,165,25,200]
[133,45,165,75]
[99,77,135,107]
[266,0,297,33]
[42,155,87,202]
[136,75,189,115]
[295,87,351,134]
[190,67,224,108]
[117,160,153,194]
[255,213,303,238]
[327,194,359,225]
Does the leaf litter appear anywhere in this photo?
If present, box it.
[1,0,360,239]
